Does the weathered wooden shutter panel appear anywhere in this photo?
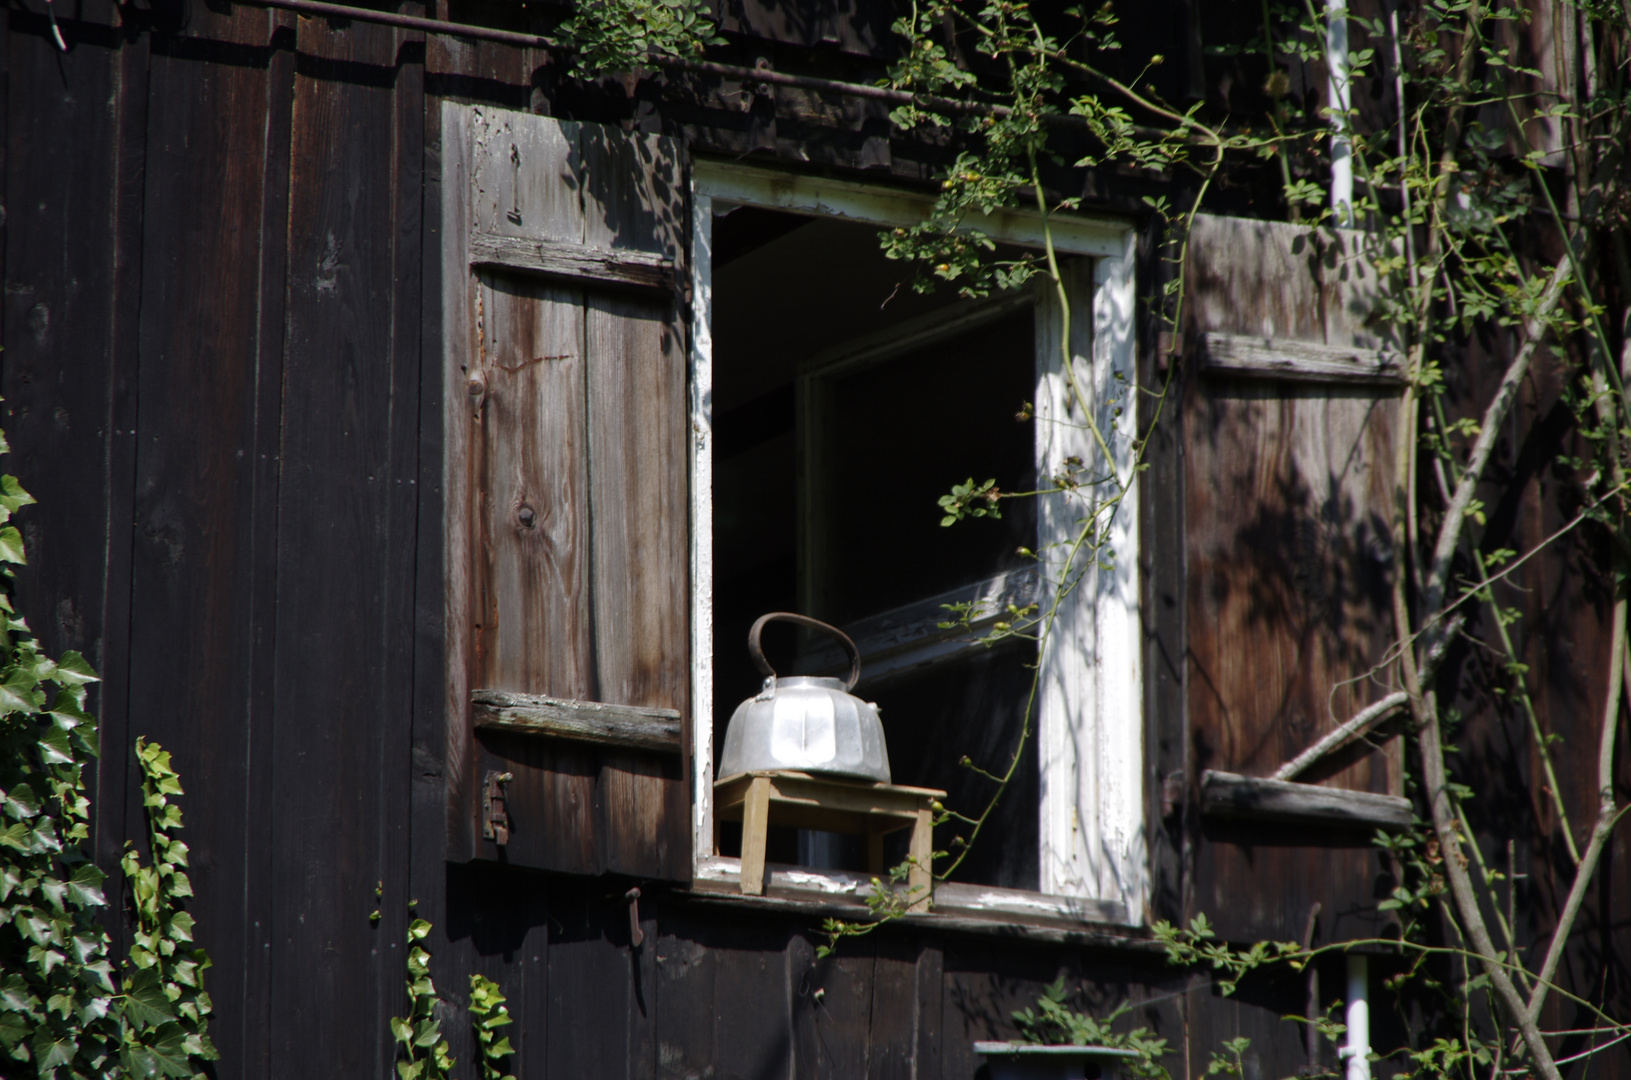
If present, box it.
[442,103,691,880]
[1182,214,1400,942]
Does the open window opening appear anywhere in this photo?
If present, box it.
[707,204,1043,889]
[690,165,1144,924]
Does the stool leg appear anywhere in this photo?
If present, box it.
[740,776,772,896]
[907,806,933,913]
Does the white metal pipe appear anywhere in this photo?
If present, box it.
[1326,0,1353,224]
[1343,954,1371,1080]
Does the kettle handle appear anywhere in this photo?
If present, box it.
[747,612,862,691]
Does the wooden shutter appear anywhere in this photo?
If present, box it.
[1181,214,1402,942]
[442,103,691,881]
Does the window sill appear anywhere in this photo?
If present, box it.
[681,857,1153,948]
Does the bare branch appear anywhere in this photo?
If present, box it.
[1417,250,1574,657]
[1275,693,1408,782]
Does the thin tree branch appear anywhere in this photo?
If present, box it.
[1274,692,1409,781]
[1525,612,1626,1023]
[1417,250,1575,657]
[1415,690,1563,1080]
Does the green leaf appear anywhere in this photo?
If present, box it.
[166,910,194,941]
[143,1023,202,1078]
[0,1009,32,1049]
[51,651,98,687]
[0,973,37,1014]
[0,526,25,564]
[0,474,35,513]
[38,724,74,765]
[66,863,107,908]
[0,822,30,853]
[2,783,38,820]
[30,1028,76,1073]
[123,970,179,1028]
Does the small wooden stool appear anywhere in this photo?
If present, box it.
[713,770,945,911]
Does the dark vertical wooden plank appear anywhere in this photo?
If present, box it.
[867,935,918,1080]
[713,920,795,1080]
[547,882,635,1080]
[1,0,122,849]
[424,0,537,113]
[517,876,551,1079]
[387,13,428,1074]
[238,15,296,1080]
[653,908,718,1080]
[792,932,874,1080]
[1141,219,1188,927]
[412,62,453,985]
[914,937,943,1080]
[121,9,285,1073]
[97,0,153,976]
[1184,971,1312,1080]
[270,15,417,1076]
[937,939,1064,1080]
[438,863,544,1078]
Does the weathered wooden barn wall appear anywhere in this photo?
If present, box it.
[3,0,1628,1076]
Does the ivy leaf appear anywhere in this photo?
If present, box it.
[141,1023,199,1078]
[37,724,74,766]
[121,1043,165,1080]
[0,677,35,716]
[166,910,194,942]
[123,970,179,1029]
[0,526,25,565]
[48,694,90,730]
[40,876,67,911]
[16,909,56,945]
[30,1027,76,1072]
[0,1008,31,1049]
[0,973,36,1014]
[2,782,38,820]
[51,651,98,687]
[0,822,30,853]
[66,863,107,908]
[0,474,34,514]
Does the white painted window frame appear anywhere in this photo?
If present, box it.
[688,160,1144,926]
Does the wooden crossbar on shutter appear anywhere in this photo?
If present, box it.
[1181,214,1401,942]
[442,103,691,881]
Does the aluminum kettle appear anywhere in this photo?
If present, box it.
[717,612,891,784]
